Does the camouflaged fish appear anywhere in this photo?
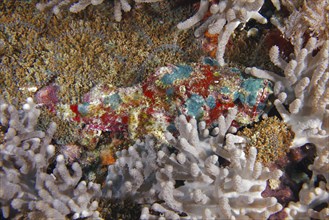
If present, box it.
[57,58,273,141]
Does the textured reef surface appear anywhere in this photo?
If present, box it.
[1,0,328,219]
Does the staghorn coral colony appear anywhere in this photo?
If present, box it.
[1,0,329,219]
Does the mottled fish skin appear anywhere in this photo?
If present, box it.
[59,58,273,140]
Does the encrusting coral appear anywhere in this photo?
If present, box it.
[238,116,294,165]
[1,0,201,106]
[0,97,101,219]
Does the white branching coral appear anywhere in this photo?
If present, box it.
[177,0,267,65]
[245,36,329,220]
[310,145,329,184]
[284,182,329,220]
[0,97,101,219]
[106,108,283,219]
[36,0,103,14]
[285,140,329,219]
[104,135,159,204]
[246,38,329,148]
[271,0,329,48]
[150,113,282,219]
[36,0,162,22]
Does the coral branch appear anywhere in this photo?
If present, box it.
[105,112,283,219]
[0,97,101,219]
[178,0,267,65]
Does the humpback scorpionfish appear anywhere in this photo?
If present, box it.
[53,58,273,144]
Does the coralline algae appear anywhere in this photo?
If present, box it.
[58,58,273,141]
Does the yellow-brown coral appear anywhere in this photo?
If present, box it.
[1,0,203,106]
[238,116,294,165]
